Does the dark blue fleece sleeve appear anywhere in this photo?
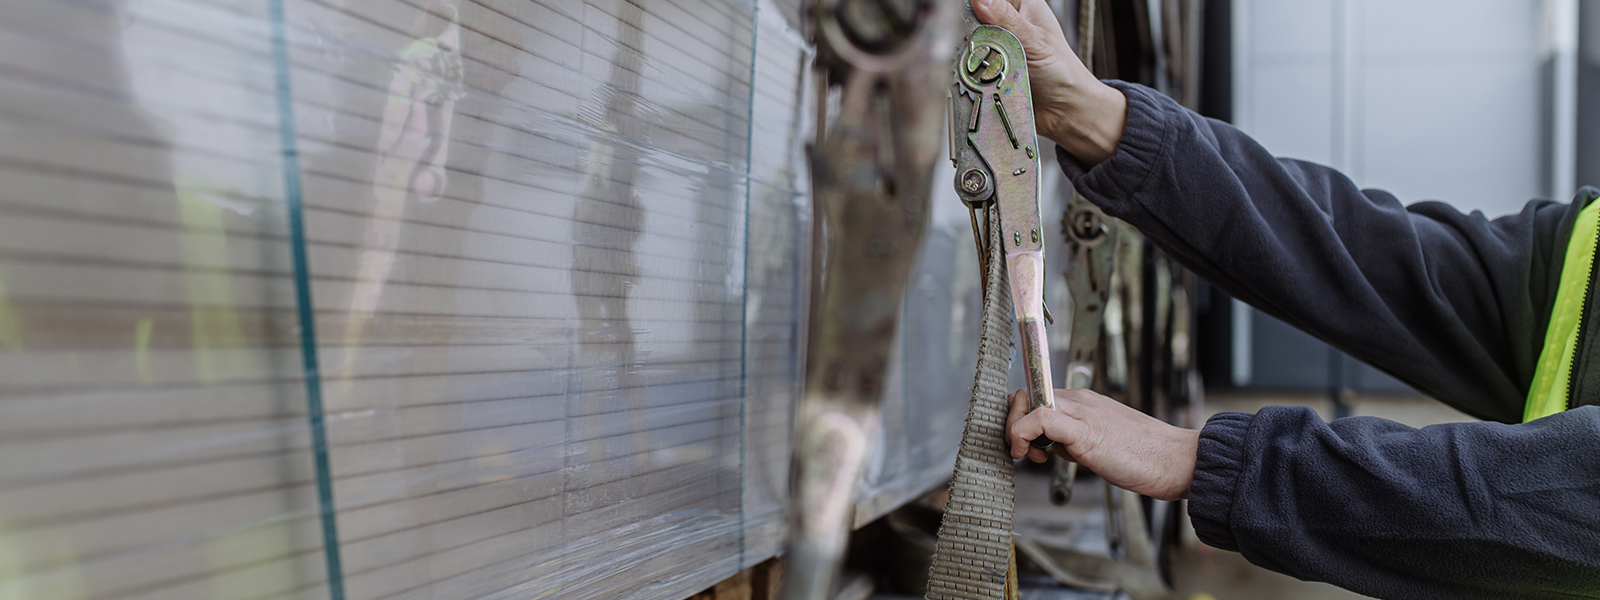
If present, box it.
[1058,82,1591,424]
[1057,80,1600,598]
[1188,406,1600,599]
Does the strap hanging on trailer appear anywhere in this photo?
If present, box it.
[781,3,957,599]
[1048,193,1120,505]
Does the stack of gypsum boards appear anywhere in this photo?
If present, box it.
[0,0,986,598]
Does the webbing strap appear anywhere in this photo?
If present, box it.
[927,209,1017,600]
[1526,199,1600,421]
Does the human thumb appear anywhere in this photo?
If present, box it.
[971,0,1024,31]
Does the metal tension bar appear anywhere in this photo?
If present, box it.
[950,24,1054,449]
[782,2,956,600]
[1049,193,1120,504]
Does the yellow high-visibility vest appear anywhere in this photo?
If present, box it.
[1525,198,1600,421]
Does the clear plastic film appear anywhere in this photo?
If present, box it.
[0,0,987,598]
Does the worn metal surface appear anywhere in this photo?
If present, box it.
[1059,193,1118,390]
[924,8,1051,600]
[949,23,1054,448]
[1048,192,1120,506]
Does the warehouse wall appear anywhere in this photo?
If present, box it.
[1234,0,1566,214]
[0,1,984,598]
[1579,0,1600,188]
[1224,0,1582,393]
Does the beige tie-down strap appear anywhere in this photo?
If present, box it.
[926,208,1018,600]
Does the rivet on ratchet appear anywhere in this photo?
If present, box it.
[949,24,1053,450]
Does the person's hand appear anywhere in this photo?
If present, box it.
[970,0,1127,166]
[1007,388,1200,501]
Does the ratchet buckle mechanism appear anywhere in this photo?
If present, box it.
[949,24,1054,448]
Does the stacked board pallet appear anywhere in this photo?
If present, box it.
[0,0,1042,598]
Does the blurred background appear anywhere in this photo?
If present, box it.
[1213,0,1598,405]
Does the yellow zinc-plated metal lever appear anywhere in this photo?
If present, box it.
[950,24,1053,449]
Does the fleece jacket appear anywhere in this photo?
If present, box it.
[1058,80,1600,599]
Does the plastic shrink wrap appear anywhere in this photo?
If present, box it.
[0,0,1054,598]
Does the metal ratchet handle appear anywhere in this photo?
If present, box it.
[1049,194,1119,504]
[1062,194,1118,390]
[1010,249,1056,449]
[949,24,1052,449]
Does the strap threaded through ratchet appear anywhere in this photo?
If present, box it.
[927,208,1018,600]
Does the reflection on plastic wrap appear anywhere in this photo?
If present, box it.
[0,0,981,598]
[1,1,325,599]
[293,0,769,596]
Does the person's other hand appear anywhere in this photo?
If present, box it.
[1006,388,1199,501]
[971,0,1127,166]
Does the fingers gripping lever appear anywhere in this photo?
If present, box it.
[950,25,1053,449]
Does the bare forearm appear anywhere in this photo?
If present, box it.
[1039,78,1126,167]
